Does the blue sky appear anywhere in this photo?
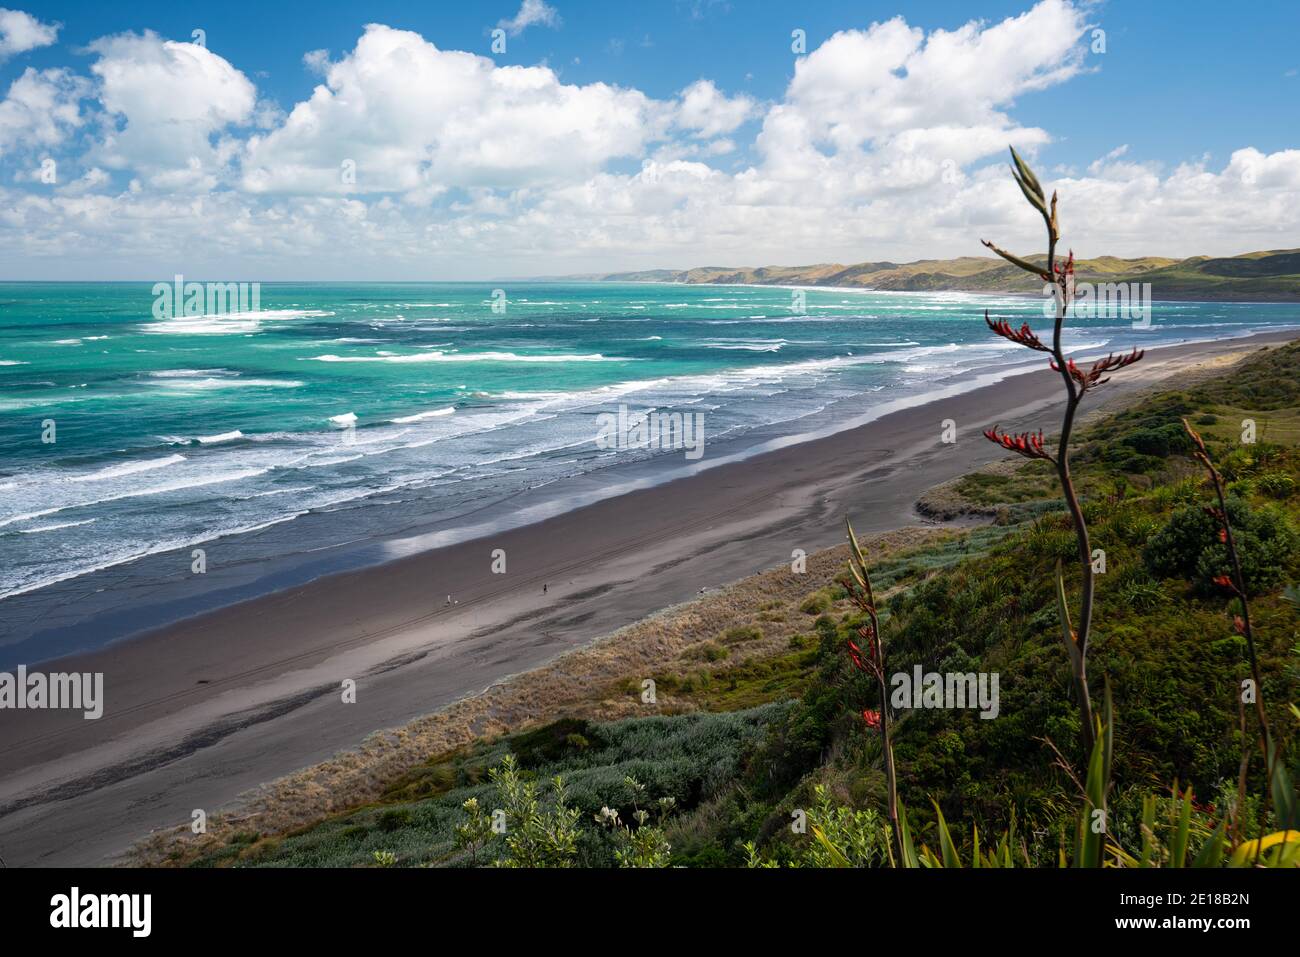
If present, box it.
[16,0,1298,166]
[2,1,1299,279]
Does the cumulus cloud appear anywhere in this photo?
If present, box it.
[0,67,90,156]
[241,24,657,195]
[87,31,256,186]
[674,80,758,138]
[757,0,1088,190]
[0,7,58,61]
[497,0,561,37]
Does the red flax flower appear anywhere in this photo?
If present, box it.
[985,310,1050,352]
[862,709,881,729]
[846,625,882,680]
[983,425,1054,462]
[1050,348,1145,393]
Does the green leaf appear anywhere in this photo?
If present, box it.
[1269,742,1299,830]
[896,797,920,869]
[810,824,852,868]
[1138,794,1157,868]
[932,801,963,868]
[1010,146,1045,200]
[981,240,1051,280]
[1014,172,1049,217]
[845,519,874,606]
[1054,560,1081,671]
[1170,788,1193,868]
[1101,679,1113,796]
[1078,721,1107,868]
[1192,819,1227,869]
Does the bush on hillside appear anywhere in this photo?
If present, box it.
[1144,498,1299,593]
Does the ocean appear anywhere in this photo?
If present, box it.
[1,281,1296,661]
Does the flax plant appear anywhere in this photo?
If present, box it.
[1181,417,1298,860]
[981,147,1144,761]
[842,520,919,867]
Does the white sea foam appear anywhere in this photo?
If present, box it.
[0,467,269,528]
[307,350,623,364]
[197,430,244,445]
[153,376,303,390]
[143,309,332,335]
[17,519,97,534]
[73,454,187,482]
[700,338,790,352]
[149,368,230,378]
[391,406,456,423]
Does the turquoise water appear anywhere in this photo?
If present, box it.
[0,281,1297,642]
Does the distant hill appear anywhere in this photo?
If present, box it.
[584,248,1300,301]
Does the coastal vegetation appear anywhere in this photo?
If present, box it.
[167,336,1300,868]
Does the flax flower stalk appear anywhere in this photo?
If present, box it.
[841,519,906,865]
[981,147,1144,762]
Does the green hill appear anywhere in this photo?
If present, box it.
[595,248,1300,301]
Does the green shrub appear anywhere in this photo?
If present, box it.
[1122,423,1192,458]
[377,808,411,833]
[1144,498,1300,593]
[689,642,729,662]
[1113,578,1166,611]
[1257,472,1296,499]
[800,592,832,615]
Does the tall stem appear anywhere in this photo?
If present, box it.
[876,668,904,865]
[1045,233,1096,758]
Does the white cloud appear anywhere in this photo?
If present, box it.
[302,48,330,75]
[674,80,758,138]
[0,7,58,61]
[87,31,256,187]
[1088,143,1129,174]
[497,0,561,37]
[241,24,658,195]
[757,0,1088,184]
[0,67,90,156]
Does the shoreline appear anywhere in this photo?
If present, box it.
[6,322,1295,665]
[0,328,1294,866]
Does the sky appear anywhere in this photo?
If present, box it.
[1,0,1298,280]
